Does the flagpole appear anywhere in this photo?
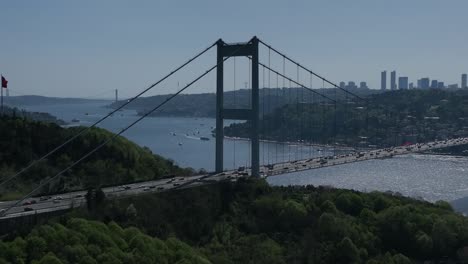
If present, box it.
[1,75,3,116]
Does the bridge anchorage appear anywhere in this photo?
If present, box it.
[216,37,260,177]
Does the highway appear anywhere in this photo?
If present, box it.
[1,137,468,220]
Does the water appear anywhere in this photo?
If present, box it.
[17,101,468,202]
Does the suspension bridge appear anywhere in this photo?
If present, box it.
[1,36,468,221]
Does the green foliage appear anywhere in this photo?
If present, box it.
[0,116,194,198]
[3,178,468,263]
[225,89,468,149]
[0,218,209,264]
[63,178,468,263]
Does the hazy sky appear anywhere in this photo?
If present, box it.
[1,0,467,98]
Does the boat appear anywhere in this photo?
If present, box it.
[200,137,210,141]
[178,142,183,146]
[71,118,80,123]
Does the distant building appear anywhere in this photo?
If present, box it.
[437,82,445,89]
[347,81,357,89]
[381,71,387,90]
[431,80,438,89]
[417,79,422,89]
[339,82,346,89]
[359,82,368,89]
[390,71,396,90]
[448,84,459,89]
[409,82,414,89]
[462,74,467,89]
[420,78,430,89]
[398,77,409,90]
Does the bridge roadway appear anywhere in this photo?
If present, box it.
[1,137,468,220]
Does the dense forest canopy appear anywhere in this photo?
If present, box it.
[0,218,210,264]
[66,178,468,264]
[225,89,468,148]
[0,116,193,200]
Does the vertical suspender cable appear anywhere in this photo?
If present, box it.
[233,57,236,169]
[268,49,271,165]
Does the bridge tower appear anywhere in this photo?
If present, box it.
[215,37,260,177]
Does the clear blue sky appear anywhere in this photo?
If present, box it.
[1,0,467,98]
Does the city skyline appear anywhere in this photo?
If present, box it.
[379,70,467,90]
[0,1,467,97]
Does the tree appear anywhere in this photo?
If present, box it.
[335,237,360,263]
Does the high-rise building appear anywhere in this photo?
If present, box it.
[398,77,409,90]
[420,78,430,89]
[437,82,445,89]
[339,82,346,89]
[390,71,396,90]
[448,84,459,89]
[409,83,414,89]
[381,71,387,90]
[462,74,467,89]
[417,79,422,89]
[347,81,357,89]
[359,82,368,89]
[431,80,438,89]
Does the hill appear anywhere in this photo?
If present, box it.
[108,87,378,118]
[0,218,210,264]
[0,116,193,200]
[4,95,109,106]
[68,178,468,263]
[225,89,468,148]
[1,105,66,125]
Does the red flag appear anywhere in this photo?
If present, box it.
[1,76,7,89]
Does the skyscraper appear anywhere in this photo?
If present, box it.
[359,82,368,89]
[381,71,387,90]
[431,80,438,89]
[462,74,467,89]
[437,82,445,89]
[409,83,414,89]
[417,79,422,89]
[390,71,396,90]
[421,78,430,89]
[398,77,408,90]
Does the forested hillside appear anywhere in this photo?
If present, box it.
[0,116,193,199]
[108,87,377,118]
[0,218,210,264]
[225,89,468,148]
[72,178,468,263]
[1,105,65,125]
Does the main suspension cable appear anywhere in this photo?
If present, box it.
[1,39,248,215]
[0,41,217,188]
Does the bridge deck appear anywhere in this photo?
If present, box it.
[1,137,467,220]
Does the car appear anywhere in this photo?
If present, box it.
[143,187,150,191]
[0,209,7,216]
[157,186,164,190]
[22,201,32,206]
[39,196,49,201]
[23,207,34,212]
[173,183,180,187]
[54,196,63,200]
[53,199,61,204]
[124,186,131,190]
[75,194,84,198]
[149,185,156,189]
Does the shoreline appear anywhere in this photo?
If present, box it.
[223,136,359,152]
